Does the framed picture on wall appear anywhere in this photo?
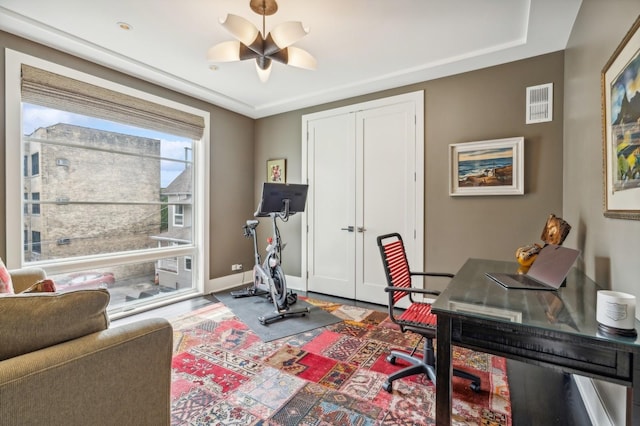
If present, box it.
[267,158,286,183]
[601,15,640,220]
[449,136,524,196]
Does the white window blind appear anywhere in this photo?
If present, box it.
[21,64,205,140]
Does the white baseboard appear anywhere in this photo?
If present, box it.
[285,275,304,292]
[206,272,250,294]
[574,375,613,426]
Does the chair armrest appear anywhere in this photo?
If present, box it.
[410,271,454,278]
[384,286,441,297]
[8,268,47,293]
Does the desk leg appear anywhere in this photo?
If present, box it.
[436,314,452,425]
[631,360,640,426]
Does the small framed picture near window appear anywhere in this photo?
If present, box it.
[449,136,524,196]
[601,15,640,220]
[267,158,286,183]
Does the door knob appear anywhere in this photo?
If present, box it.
[340,226,355,232]
[357,226,366,233]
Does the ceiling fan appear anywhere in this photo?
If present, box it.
[207,0,317,82]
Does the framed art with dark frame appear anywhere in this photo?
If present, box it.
[267,158,286,183]
[449,136,524,196]
[601,15,640,220]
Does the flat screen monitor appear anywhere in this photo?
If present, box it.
[256,182,309,216]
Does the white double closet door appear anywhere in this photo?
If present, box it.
[302,91,425,306]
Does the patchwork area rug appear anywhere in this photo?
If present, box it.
[170,299,512,425]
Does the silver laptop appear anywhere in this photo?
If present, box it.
[485,244,580,291]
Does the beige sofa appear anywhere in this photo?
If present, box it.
[0,269,174,426]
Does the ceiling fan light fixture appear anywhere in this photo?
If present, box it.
[208,0,316,82]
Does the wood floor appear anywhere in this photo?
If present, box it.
[113,291,592,425]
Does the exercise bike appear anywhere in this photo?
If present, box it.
[230,183,310,325]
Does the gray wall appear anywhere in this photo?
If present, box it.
[0,31,256,280]
[256,52,566,284]
[564,1,640,423]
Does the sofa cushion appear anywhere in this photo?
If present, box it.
[0,289,110,361]
[0,259,14,295]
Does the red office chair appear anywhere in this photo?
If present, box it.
[377,232,480,393]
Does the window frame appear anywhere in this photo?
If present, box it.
[5,49,210,303]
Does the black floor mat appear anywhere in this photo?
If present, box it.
[214,289,342,342]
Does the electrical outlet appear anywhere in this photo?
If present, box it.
[231,264,243,271]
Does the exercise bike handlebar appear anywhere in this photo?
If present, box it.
[255,199,298,221]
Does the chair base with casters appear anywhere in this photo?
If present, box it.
[382,324,481,393]
[377,232,481,394]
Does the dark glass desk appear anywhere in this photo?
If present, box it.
[431,258,640,426]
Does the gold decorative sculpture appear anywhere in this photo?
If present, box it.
[539,214,571,246]
[516,214,572,273]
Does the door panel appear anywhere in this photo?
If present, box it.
[356,102,417,305]
[307,113,356,299]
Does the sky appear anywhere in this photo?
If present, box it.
[22,103,192,187]
[458,147,512,162]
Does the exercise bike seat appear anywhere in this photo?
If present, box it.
[245,219,259,228]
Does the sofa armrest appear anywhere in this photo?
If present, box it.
[0,317,173,426]
[8,268,47,293]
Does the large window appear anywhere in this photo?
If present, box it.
[5,50,209,317]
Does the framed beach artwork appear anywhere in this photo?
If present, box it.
[601,15,640,220]
[449,136,524,196]
[267,158,286,183]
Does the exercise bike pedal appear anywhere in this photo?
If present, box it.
[275,291,298,311]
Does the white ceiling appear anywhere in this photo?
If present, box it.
[0,0,582,119]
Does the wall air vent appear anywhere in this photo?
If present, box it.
[526,83,553,124]
[56,238,71,245]
[56,158,70,167]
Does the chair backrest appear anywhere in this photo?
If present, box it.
[377,233,412,304]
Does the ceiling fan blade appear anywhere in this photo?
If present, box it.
[219,14,259,46]
[207,41,241,62]
[269,21,309,48]
[255,61,272,83]
[286,46,317,70]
